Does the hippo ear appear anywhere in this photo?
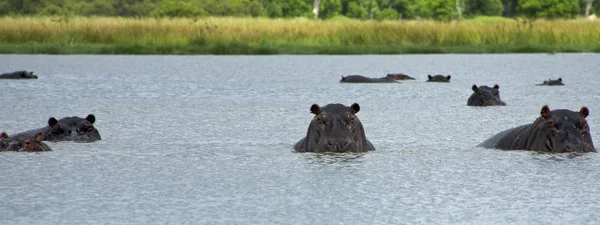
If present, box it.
[350,103,360,114]
[471,85,478,92]
[580,107,589,118]
[446,75,451,80]
[341,76,345,81]
[558,78,562,82]
[428,75,432,80]
[48,117,58,127]
[1,132,8,139]
[493,84,499,89]
[86,114,96,124]
[310,104,320,115]
[540,105,551,119]
[35,131,45,142]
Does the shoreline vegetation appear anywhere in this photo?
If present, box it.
[1,16,599,55]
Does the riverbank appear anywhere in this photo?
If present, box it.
[1,17,599,54]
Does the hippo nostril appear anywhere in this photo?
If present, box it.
[327,141,333,146]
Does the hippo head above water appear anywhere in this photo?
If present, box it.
[537,77,564,86]
[0,71,38,79]
[478,105,595,153]
[44,114,101,142]
[427,74,451,82]
[294,103,375,153]
[467,84,506,106]
[529,106,595,153]
[0,131,51,152]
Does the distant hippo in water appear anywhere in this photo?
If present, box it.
[478,105,595,153]
[340,75,398,83]
[11,114,101,143]
[467,84,506,106]
[0,71,38,79]
[386,73,415,80]
[294,103,375,153]
[536,78,564,86]
[427,74,451,82]
[1,131,52,152]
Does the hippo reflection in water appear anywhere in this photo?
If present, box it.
[11,114,101,143]
[1,131,52,152]
[294,103,375,153]
[467,84,506,106]
[0,71,38,79]
[536,78,564,86]
[478,105,595,153]
[340,75,398,83]
[427,74,451,82]
[386,73,415,80]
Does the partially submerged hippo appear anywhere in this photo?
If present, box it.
[340,75,397,83]
[294,103,375,153]
[478,105,595,153]
[0,71,38,79]
[386,73,415,80]
[427,74,451,82]
[536,78,564,86]
[1,131,52,152]
[467,84,506,106]
[11,114,101,143]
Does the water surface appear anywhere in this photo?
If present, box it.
[1,54,599,224]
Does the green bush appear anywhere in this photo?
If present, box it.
[518,0,579,18]
[346,2,368,19]
[151,1,206,17]
[374,8,399,20]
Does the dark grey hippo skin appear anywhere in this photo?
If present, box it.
[386,73,415,80]
[427,74,451,82]
[340,75,398,83]
[1,131,52,152]
[478,105,596,153]
[294,103,375,153]
[536,78,564,86]
[10,114,101,143]
[467,84,506,106]
[0,71,38,79]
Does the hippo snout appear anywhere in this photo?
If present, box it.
[319,139,356,153]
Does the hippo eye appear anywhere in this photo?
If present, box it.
[86,127,94,132]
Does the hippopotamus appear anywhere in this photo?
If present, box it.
[536,78,564,86]
[467,84,506,106]
[294,103,375,153]
[1,131,52,152]
[427,74,451,82]
[340,75,398,83]
[478,105,595,153]
[0,71,38,79]
[10,114,101,143]
[386,73,415,80]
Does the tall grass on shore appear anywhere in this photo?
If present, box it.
[0,16,599,54]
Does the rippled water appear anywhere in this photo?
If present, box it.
[1,54,600,224]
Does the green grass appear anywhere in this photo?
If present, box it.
[1,16,599,54]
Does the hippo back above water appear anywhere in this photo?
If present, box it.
[340,75,397,83]
[1,131,52,152]
[478,105,595,153]
[467,84,506,106]
[536,78,564,86]
[427,74,451,82]
[294,103,375,153]
[11,114,101,143]
[0,71,38,79]
[386,73,415,80]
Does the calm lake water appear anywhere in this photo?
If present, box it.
[1,54,600,224]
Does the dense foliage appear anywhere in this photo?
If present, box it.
[0,0,597,19]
